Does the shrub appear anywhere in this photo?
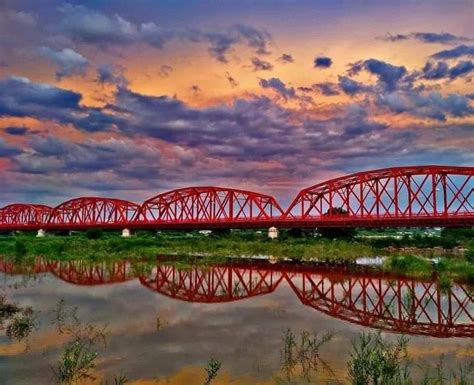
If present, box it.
[466,247,474,263]
[14,239,27,258]
[347,333,411,385]
[55,339,98,384]
[85,228,103,240]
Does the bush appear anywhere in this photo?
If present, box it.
[14,239,27,258]
[466,247,474,263]
[389,255,431,274]
[348,333,410,385]
[85,228,103,240]
[318,227,356,239]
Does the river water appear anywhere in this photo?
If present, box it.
[1,257,472,384]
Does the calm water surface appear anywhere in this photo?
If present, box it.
[1,257,472,384]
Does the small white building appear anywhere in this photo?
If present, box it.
[36,229,46,238]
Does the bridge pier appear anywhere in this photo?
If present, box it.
[268,226,279,239]
[36,229,46,238]
[121,228,131,237]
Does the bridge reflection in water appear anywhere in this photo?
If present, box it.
[1,257,472,338]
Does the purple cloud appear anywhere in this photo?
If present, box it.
[314,56,332,68]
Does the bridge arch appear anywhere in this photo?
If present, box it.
[284,165,473,226]
[46,260,133,285]
[140,186,284,224]
[139,263,284,303]
[287,270,473,338]
[0,203,52,228]
[48,197,141,227]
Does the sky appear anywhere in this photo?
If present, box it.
[0,0,473,207]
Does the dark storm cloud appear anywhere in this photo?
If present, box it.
[422,61,449,79]
[14,136,162,176]
[313,82,340,96]
[380,32,471,44]
[4,126,29,136]
[449,60,474,79]
[0,76,81,116]
[56,4,271,63]
[96,64,128,87]
[110,86,418,170]
[259,78,295,100]
[1,76,471,202]
[377,91,473,121]
[422,60,474,80]
[338,76,368,95]
[225,72,238,87]
[0,9,36,27]
[251,57,273,71]
[0,138,21,157]
[230,24,271,55]
[348,59,407,91]
[190,85,201,95]
[158,65,173,78]
[37,46,89,79]
[0,76,121,132]
[431,45,474,59]
[279,54,294,63]
[313,56,332,68]
[57,3,170,47]
[297,86,314,93]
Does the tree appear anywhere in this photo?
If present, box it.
[317,207,356,239]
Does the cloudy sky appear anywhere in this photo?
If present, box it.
[0,0,473,206]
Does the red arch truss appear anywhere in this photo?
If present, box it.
[140,186,284,225]
[47,260,133,285]
[288,271,473,338]
[285,165,473,226]
[0,204,52,228]
[139,263,284,303]
[48,197,140,228]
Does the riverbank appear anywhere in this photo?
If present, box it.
[0,229,473,283]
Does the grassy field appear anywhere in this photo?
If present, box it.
[0,228,473,282]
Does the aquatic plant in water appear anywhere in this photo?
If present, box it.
[52,299,108,384]
[204,357,222,385]
[279,328,333,382]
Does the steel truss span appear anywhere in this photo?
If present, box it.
[139,186,284,225]
[47,197,141,230]
[0,165,472,230]
[284,165,473,228]
[2,258,471,338]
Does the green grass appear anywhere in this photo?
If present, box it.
[0,230,472,281]
[384,254,474,283]
[0,231,376,261]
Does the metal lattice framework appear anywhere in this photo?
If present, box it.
[0,257,472,337]
[288,270,473,338]
[285,165,473,227]
[0,165,472,229]
[139,263,284,302]
[138,262,472,337]
[46,260,132,285]
[0,257,49,275]
[140,186,284,225]
[0,204,52,227]
[47,197,141,229]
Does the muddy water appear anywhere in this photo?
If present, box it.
[0,257,472,384]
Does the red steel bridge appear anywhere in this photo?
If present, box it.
[1,257,472,338]
[0,165,472,230]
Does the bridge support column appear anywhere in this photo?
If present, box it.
[121,228,131,238]
[36,229,46,238]
[268,227,279,239]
